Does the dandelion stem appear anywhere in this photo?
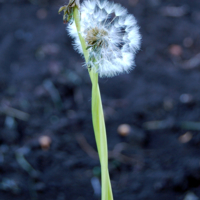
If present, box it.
[73,6,113,200]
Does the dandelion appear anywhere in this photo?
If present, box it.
[59,1,141,199]
[67,0,141,77]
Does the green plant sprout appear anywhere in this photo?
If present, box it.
[59,0,141,199]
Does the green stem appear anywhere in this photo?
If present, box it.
[73,6,113,200]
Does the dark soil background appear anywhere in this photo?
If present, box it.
[0,0,200,199]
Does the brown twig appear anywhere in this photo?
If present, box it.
[75,134,98,159]
[76,134,140,164]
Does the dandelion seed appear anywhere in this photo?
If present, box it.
[67,0,141,77]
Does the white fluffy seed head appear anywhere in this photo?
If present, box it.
[67,0,141,77]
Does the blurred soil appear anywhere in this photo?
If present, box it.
[0,0,200,199]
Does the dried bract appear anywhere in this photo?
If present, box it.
[58,0,80,23]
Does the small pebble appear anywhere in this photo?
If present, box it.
[169,45,182,56]
[39,136,52,150]
[180,94,193,104]
[178,132,192,143]
[117,124,131,136]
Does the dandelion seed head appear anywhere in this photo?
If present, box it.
[68,0,141,77]
[114,4,127,17]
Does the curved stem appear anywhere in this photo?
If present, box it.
[73,6,113,200]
